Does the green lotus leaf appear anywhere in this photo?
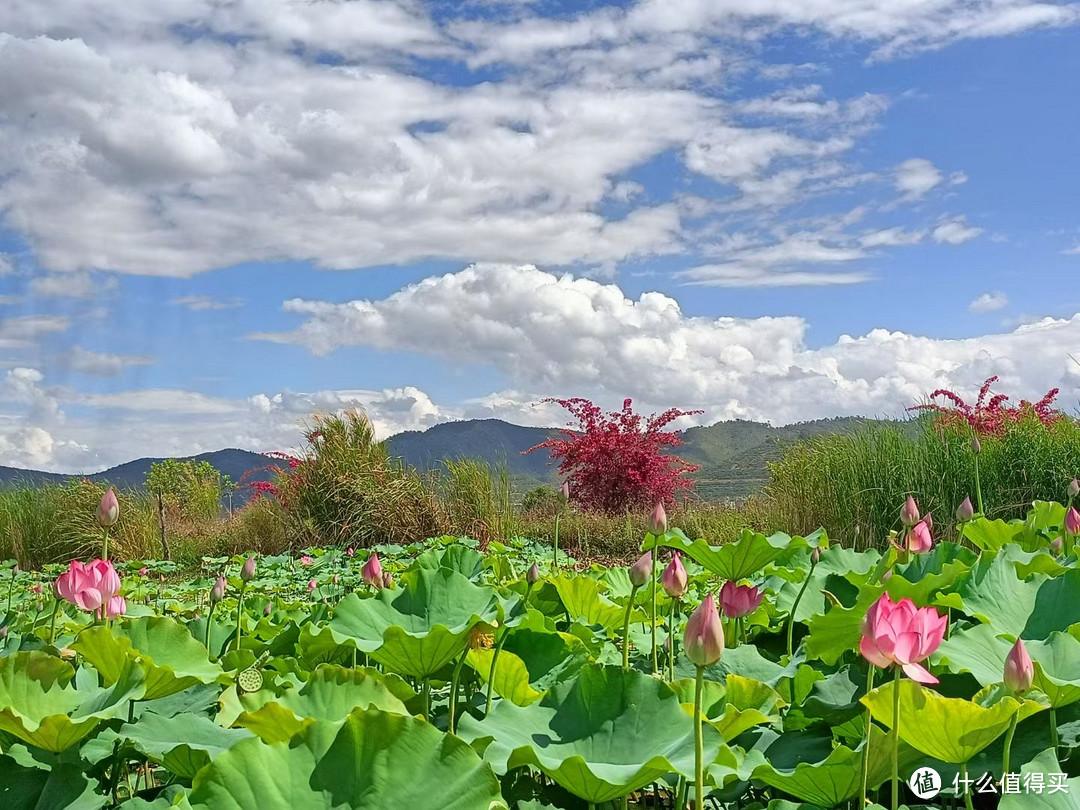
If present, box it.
[644,528,826,581]
[671,674,785,739]
[770,547,879,623]
[458,664,728,804]
[0,752,104,810]
[549,575,631,630]
[415,546,486,580]
[861,679,1042,763]
[961,517,1023,552]
[116,711,253,780]
[467,648,542,706]
[674,643,803,688]
[0,651,145,752]
[804,586,883,666]
[468,629,590,706]
[327,568,502,678]
[235,666,410,742]
[999,748,1080,810]
[187,708,507,810]
[297,624,355,669]
[72,617,226,700]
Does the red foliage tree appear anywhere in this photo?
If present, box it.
[525,398,703,514]
[907,375,1063,436]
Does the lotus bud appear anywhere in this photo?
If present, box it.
[31,583,42,594]
[811,547,821,565]
[719,580,765,618]
[628,551,653,588]
[1051,536,1064,554]
[0,626,7,639]
[661,553,687,598]
[346,546,355,557]
[97,487,119,528]
[560,481,570,500]
[649,501,668,535]
[35,600,44,613]
[901,496,920,527]
[684,593,724,667]
[210,577,226,604]
[307,579,316,593]
[1003,638,1034,695]
[1070,479,1080,499]
[332,574,340,585]
[382,572,394,589]
[526,562,540,586]
[972,436,982,455]
[241,556,256,582]
[264,602,272,616]
[362,553,383,588]
[1067,507,1080,536]
[955,497,975,522]
[138,567,148,577]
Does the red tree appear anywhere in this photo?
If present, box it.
[525,398,703,514]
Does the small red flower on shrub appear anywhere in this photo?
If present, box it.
[908,375,1063,436]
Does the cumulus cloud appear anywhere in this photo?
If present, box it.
[969,291,1009,313]
[932,216,984,244]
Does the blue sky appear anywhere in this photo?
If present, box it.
[0,0,1078,471]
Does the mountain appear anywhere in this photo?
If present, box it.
[0,416,887,501]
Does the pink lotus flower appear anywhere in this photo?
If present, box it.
[897,520,933,554]
[138,567,149,577]
[362,553,383,588]
[859,593,946,684]
[346,547,355,557]
[684,593,724,667]
[55,559,121,613]
[1066,507,1080,536]
[102,595,126,620]
[307,578,316,593]
[97,488,119,528]
[300,555,313,566]
[719,581,764,619]
[628,551,653,588]
[649,501,667,535]
[661,553,687,598]
[1004,638,1034,695]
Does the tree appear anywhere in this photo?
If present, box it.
[525,398,702,514]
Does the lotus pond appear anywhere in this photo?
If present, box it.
[3,497,1080,810]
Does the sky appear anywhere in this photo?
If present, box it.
[0,0,1079,473]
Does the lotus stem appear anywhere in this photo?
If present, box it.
[485,632,507,716]
[5,568,14,614]
[694,665,705,810]
[621,584,641,670]
[973,453,984,516]
[47,599,61,646]
[233,582,247,654]
[1051,708,1059,754]
[1002,709,1018,779]
[786,552,818,658]
[859,665,876,808]
[962,761,974,810]
[668,598,678,682]
[448,651,467,733]
[102,526,110,562]
[553,512,560,569]
[205,603,215,658]
[891,666,901,810]
[421,678,431,721]
[650,547,659,674]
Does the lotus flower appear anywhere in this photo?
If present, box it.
[138,567,148,577]
[955,497,975,522]
[859,593,946,684]
[362,553,383,588]
[102,595,126,620]
[241,556,256,582]
[55,559,121,613]
[628,551,652,588]
[300,555,313,566]
[526,562,540,586]
[97,488,119,528]
[661,553,687,598]
[31,583,42,594]
[898,520,933,554]
[1066,507,1080,536]
[901,496,920,527]
[307,578,316,593]
[1004,638,1034,695]
[684,593,724,667]
[382,572,394,589]
[719,581,763,619]
[210,576,226,604]
[649,501,668,535]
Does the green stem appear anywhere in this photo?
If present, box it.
[1002,710,1018,779]
[973,454,984,516]
[233,582,246,654]
[621,584,641,670]
[102,526,110,562]
[5,568,14,615]
[204,604,215,658]
[962,761,975,810]
[1051,707,1060,754]
[786,555,818,658]
[421,679,431,721]
[448,650,467,733]
[668,599,678,682]
[650,547,658,675]
[860,665,876,809]
[47,599,61,646]
[694,665,705,810]
[485,631,508,716]
[553,513,560,569]
[891,666,901,810]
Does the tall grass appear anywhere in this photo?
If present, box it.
[764,415,1080,548]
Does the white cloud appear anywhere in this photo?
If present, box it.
[1062,241,1080,255]
[932,216,984,244]
[171,295,243,311]
[0,254,14,275]
[0,314,69,349]
[894,158,943,200]
[969,291,1009,313]
[28,272,117,299]
[61,346,155,376]
[859,227,926,247]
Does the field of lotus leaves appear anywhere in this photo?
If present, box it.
[3,491,1080,810]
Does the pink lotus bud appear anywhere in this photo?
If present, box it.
[307,579,316,593]
[300,555,313,566]
[1003,638,1034,694]
[649,501,668,535]
[362,554,383,588]
[526,562,540,586]
[1066,507,1080,536]
[346,546,355,557]
[138,567,148,577]
[382,572,394,589]
[102,595,126,620]
[560,481,570,500]
[684,593,724,667]
[661,553,687,598]
[901,496,920,527]
[719,580,764,619]
[955,497,975,522]
[332,574,340,585]
[1051,536,1064,554]
[859,593,946,684]
[97,488,119,528]
[241,556,256,582]
[31,583,42,594]
[902,521,934,554]
[1070,479,1080,499]
[628,551,653,588]
[972,436,982,455]
[210,577,226,604]
[264,603,272,616]
[811,547,821,565]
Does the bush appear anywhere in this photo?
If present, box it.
[763,414,1080,548]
